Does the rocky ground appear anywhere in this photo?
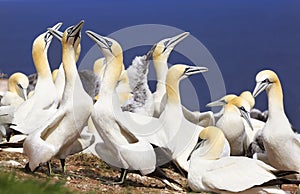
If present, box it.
[0,151,299,194]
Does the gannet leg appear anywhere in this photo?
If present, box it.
[101,169,128,185]
[60,159,66,173]
[47,161,53,175]
[24,162,40,173]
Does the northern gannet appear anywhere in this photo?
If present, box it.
[86,30,181,190]
[24,21,93,174]
[1,72,28,107]
[207,91,265,143]
[151,32,214,127]
[11,22,62,134]
[253,70,300,175]
[151,32,189,117]
[188,126,299,193]
[0,72,28,142]
[216,96,253,156]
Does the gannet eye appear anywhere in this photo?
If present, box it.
[17,83,23,89]
[261,78,270,84]
[163,40,169,47]
[67,27,73,34]
[240,106,247,112]
[105,39,112,47]
[44,32,51,43]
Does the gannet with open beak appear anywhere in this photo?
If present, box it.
[11,22,62,134]
[216,96,253,156]
[253,70,300,175]
[86,30,181,190]
[24,21,93,173]
[188,126,299,193]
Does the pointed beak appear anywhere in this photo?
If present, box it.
[22,88,28,100]
[46,22,63,41]
[47,28,63,41]
[85,30,112,52]
[52,22,63,31]
[166,32,190,49]
[70,20,84,37]
[184,66,208,76]
[206,99,227,107]
[145,44,156,61]
[240,110,254,131]
[187,140,202,161]
[252,82,268,97]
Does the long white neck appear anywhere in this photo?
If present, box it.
[32,48,52,80]
[153,59,168,93]
[166,76,181,107]
[62,43,79,99]
[99,56,123,96]
[266,81,285,119]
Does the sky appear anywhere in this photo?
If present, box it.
[0,0,300,130]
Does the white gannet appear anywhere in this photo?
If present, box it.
[216,96,253,156]
[151,32,189,117]
[11,22,62,135]
[86,30,181,190]
[0,72,28,142]
[188,126,299,194]
[253,70,300,175]
[151,32,214,127]
[1,72,28,107]
[207,91,265,143]
[121,51,153,116]
[24,21,93,174]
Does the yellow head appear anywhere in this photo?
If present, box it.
[253,70,280,97]
[206,94,237,107]
[228,96,253,130]
[240,91,255,109]
[32,22,62,67]
[8,72,29,100]
[152,32,189,61]
[166,64,208,103]
[86,30,123,63]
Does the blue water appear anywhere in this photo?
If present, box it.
[1,0,300,130]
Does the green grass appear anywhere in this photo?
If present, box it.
[0,171,76,194]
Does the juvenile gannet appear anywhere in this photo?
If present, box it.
[151,32,214,126]
[121,51,153,116]
[11,22,62,134]
[188,126,299,193]
[86,30,182,190]
[216,96,253,156]
[93,57,105,101]
[253,70,300,175]
[24,21,93,174]
[1,72,28,107]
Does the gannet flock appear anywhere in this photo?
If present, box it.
[1,20,300,193]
